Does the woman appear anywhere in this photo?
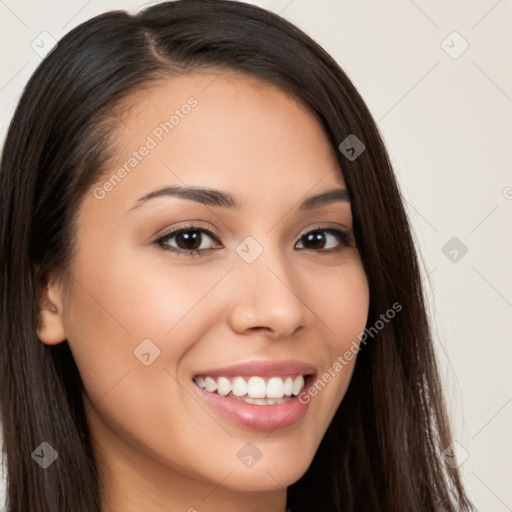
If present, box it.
[0,1,475,510]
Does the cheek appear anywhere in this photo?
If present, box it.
[66,245,229,344]
[301,257,369,415]
[309,256,370,350]
[62,253,227,474]
[62,244,235,421]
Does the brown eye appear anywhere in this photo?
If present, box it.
[295,228,351,252]
[155,226,221,256]
[173,230,204,251]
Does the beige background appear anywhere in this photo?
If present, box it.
[1,1,511,510]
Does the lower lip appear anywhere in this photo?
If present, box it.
[193,382,312,431]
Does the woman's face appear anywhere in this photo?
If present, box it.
[40,71,369,503]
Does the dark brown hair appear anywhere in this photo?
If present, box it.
[0,1,474,510]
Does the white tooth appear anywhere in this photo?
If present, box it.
[265,398,277,405]
[283,377,293,396]
[232,376,248,397]
[243,397,256,404]
[247,376,266,398]
[292,375,305,396]
[195,377,205,389]
[216,376,231,396]
[254,398,268,405]
[204,377,217,393]
[276,397,290,404]
[267,377,285,398]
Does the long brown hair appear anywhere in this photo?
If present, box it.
[0,1,474,510]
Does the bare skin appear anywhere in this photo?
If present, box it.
[37,70,370,512]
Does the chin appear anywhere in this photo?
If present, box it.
[204,445,316,492]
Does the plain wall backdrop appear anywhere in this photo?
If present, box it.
[1,0,511,510]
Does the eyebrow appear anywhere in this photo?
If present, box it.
[127,185,351,213]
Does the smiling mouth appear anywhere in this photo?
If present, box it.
[193,374,311,405]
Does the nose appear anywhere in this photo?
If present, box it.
[226,243,309,339]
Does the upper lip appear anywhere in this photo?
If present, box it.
[193,359,317,378]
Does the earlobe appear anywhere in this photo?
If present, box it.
[36,279,67,345]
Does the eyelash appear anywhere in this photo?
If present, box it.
[153,223,353,258]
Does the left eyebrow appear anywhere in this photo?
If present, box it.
[127,185,351,213]
[298,187,351,211]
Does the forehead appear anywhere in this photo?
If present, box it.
[86,71,345,216]
[112,70,339,160]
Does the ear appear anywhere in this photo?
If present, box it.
[36,274,67,345]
